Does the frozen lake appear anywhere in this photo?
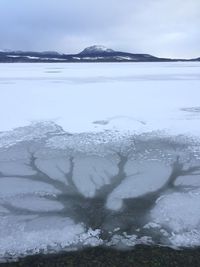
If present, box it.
[0,62,200,260]
[1,62,200,135]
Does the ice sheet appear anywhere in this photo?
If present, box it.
[0,62,200,260]
[0,62,200,135]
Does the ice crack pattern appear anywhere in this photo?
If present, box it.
[0,121,200,260]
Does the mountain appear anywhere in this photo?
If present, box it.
[0,45,196,63]
[191,57,200,61]
[79,45,114,55]
[76,45,173,62]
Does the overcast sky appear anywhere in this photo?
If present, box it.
[0,0,199,58]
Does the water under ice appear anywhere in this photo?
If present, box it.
[0,122,200,259]
[0,62,200,260]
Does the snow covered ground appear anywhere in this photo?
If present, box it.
[0,62,200,261]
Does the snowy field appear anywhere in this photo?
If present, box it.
[0,62,200,261]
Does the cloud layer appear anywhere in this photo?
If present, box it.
[0,0,199,58]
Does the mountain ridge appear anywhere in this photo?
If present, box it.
[0,45,199,63]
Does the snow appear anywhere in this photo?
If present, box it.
[0,178,59,197]
[0,62,200,260]
[152,190,200,233]
[80,45,114,54]
[7,55,21,58]
[6,55,67,61]
[8,195,64,212]
[0,216,102,260]
[107,160,171,210]
[35,157,71,183]
[114,56,133,60]
[72,155,118,197]
[107,233,153,248]
[0,62,200,136]
[40,57,67,61]
[82,57,104,60]
[151,189,200,247]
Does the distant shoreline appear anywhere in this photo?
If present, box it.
[1,46,199,63]
[0,60,197,64]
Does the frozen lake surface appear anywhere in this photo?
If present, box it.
[0,62,200,261]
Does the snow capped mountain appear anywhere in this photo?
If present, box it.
[0,45,194,62]
[79,45,114,55]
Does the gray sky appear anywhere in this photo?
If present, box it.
[0,0,199,58]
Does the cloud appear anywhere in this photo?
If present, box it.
[0,0,199,58]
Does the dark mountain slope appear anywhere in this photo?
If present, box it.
[0,45,195,63]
